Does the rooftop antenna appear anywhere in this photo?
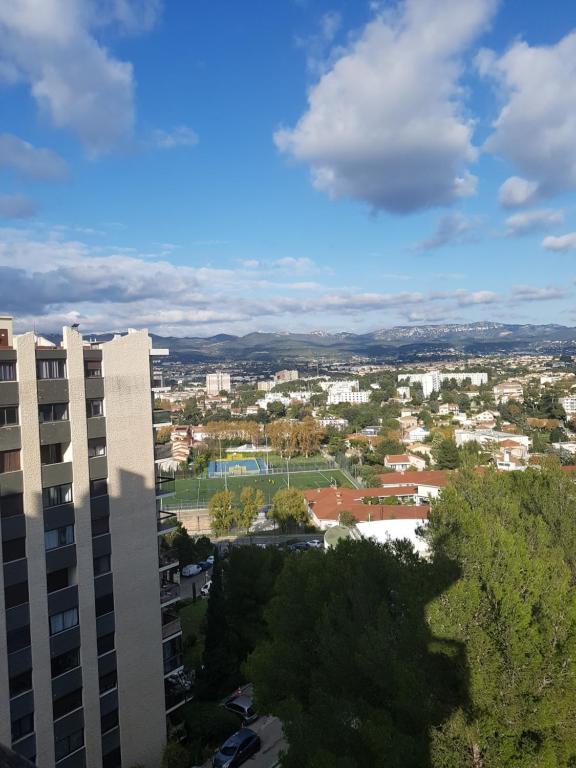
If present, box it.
[71,323,80,331]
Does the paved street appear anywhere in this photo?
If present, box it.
[180,567,212,599]
[197,713,285,768]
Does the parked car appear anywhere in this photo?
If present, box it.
[206,555,215,565]
[306,538,323,549]
[181,563,202,577]
[224,694,258,725]
[200,580,212,597]
[288,542,308,552]
[212,728,261,768]
[198,560,212,571]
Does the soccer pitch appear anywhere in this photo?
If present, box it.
[170,467,354,507]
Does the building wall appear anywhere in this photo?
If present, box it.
[102,332,166,768]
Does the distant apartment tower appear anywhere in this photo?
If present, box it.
[0,316,185,768]
[400,371,488,398]
[560,395,576,416]
[205,372,231,396]
[274,370,298,383]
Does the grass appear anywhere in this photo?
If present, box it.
[172,467,353,506]
[179,599,208,670]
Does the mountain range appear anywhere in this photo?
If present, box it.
[144,322,576,363]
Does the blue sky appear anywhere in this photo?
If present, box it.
[1,0,576,336]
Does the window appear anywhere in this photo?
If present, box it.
[0,493,23,519]
[102,747,121,768]
[7,625,30,653]
[86,399,104,418]
[95,593,114,618]
[94,554,111,576]
[53,687,82,719]
[4,581,28,609]
[99,669,117,695]
[90,479,108,498]
[9,669,32,698]
[40,443,64,465]
[0,449,20,473]
[39,403,68,423]
[101,709,119,734]
[0,361,16,381]
[49,607,79,636]
[2,536,25,562]
[45,525,74,551]
[42,484,72,508]
[55,728,83,761]
[36,359,66,380]
[11,712,33,742]
[97,632,115,656]
[51,647,80,678]
[91,516,109,537]
[47,568,70,594]
[84,361,102,378]
[0,406,18,426]
[88,437,106,458]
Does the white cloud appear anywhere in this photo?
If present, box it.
[498,176,539,209]
[0,0,162,154]
[481,32,576,200]
[505,208,564,236]
[511,284,566,301]
[296,10,342,75]
[0,195,38,219]
[0,228,565,335]
[542,233,576,252]
[151,125,199,150]
[0,132,68,179]
[415,212,479,250]
[275,0,497,213]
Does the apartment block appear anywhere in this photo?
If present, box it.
[205,372,231,396]
[0,316,185,768]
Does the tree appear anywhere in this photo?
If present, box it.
[209,491,236,536]
[267,400,286,418]
[268,488,308,531]
[237,487,264,534]
[182,397,202,424]
[161,741,191,768]
[339,510,357,527]
[155,426,172,444]
[432,439,460,470]
[425,467,576,767]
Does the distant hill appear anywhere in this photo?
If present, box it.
[146,323,576,362]
[40,322,576,363]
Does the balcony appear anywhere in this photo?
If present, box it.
[159,548,179,571]
[153,409,172,428]
[162,616,182,640]
[157,512,178,535]
[163,652,184,676]
[155,472,175,498]
[160,582,180,606]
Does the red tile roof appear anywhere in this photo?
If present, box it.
[378,470,451,487]
[385,454,410,463]
[304,486,427,522]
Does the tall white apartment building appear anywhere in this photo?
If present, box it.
[400,371,488,398]
[205,372,231,396]
[0,316,184,768]
[326,390,370,406]
[560,395,576,416]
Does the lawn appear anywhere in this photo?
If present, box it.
[179,598,208,670]
[171,467,354,506]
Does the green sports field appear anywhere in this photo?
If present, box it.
[170,467,354,507]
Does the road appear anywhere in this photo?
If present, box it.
[196,712,285,768]
[180,567,212,599]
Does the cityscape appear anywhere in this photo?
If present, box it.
[3,1,576,768]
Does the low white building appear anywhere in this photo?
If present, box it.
[397,386,411,401]
[560,396,576,415]
[454,429,531,449]
[356,519,429,556]
[327,390,370,405]
[403,426,430,443]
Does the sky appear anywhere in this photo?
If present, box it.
[1,0,576,337]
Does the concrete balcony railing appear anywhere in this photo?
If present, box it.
[159,548,179,570]
[155,472,175,498]
[162,617,182,640]
[153,409,172,427]
[160,582,180,605]
[157,512,178,535]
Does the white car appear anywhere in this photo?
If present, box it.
[306,539,323,549]
[206,555,215,565]
[181,563,202,577]
[200,580,212,597]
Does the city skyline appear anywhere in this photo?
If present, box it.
[2,0,576,336]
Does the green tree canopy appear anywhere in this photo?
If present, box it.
[268,488,309,531]
[208,490,236,536]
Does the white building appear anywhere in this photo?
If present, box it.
[274,369,299,382]
[396,386,411,401]
[400,371,488,398]
[257,380,274,392]
[206,372,231,395]
[403,426,430,443]
[493,381,523,405]
[356,519,429,556]
[560,396,576,415]
[326,390,370,405]
[454,429,531,449]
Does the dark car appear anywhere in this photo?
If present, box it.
[212,728,261,768]
[224,694,258,725]
[198,560,212,571]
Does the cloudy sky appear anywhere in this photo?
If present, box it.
[1,0,576,336]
